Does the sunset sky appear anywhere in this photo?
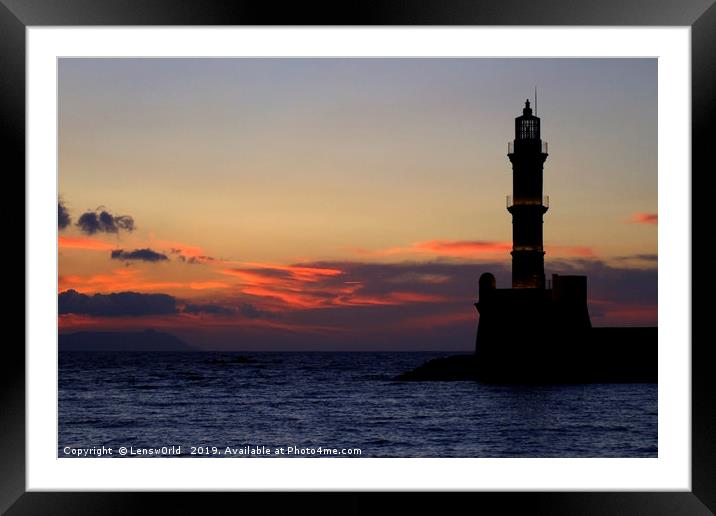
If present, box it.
[58,58,657,350]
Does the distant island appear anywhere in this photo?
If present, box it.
[59,329,195,352]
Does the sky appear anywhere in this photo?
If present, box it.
[57,58,657,350]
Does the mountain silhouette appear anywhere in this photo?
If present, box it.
[59,329,195,352]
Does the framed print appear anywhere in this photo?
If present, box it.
[5,0,715,514]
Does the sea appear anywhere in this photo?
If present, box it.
[58,351,657,458]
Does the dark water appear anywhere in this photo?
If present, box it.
[58,352,657,458]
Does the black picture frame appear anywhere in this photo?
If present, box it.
[4,1,714,514]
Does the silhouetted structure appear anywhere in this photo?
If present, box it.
[397,99,656,383]
[472,100,646,382]
[508,99,549,289]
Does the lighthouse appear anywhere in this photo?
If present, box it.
[474,99,592,377]
[403,97,656,382]
[507,99,549,289]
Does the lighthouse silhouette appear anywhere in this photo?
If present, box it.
[474,98,592,380]
[508,99,549,289]
[398,98,657,382]
[401,98,657,382]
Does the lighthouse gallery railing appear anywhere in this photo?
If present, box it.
[506,195,549,209]
[508,141,548,154]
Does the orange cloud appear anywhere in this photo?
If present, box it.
[220,262,452,310]
[389,291,449,303]
[58,267,185,293]
[188,281,231,290]
[551,246,595,258]
[58,236,115,251]
[58,267,220,294]
[630,213,658,225]
[238,286,450,310]
[355,240,512,259]
[221,269,279,286]
[239,262,343,280]
[412,240,512,256]
[222,263,343,289]
[335,291,450,307]
[241,287,327,309]
[356,240,594,260]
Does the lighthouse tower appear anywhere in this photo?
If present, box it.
[507,99,549,289]
[475,98,592,376]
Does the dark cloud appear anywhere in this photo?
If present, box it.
[178,301,275,319]
[298,260,500,299]
[58,201,71,230]
[182,303,236,316]
[58,291,239,319]
[177,255,216,265]
[614,254,658,262]
[545,258,657,305]
[239,303,277,320]
[59,290,177,317]
[76,208,135,235]
[169,248,216,265]
[111,248,169,263]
